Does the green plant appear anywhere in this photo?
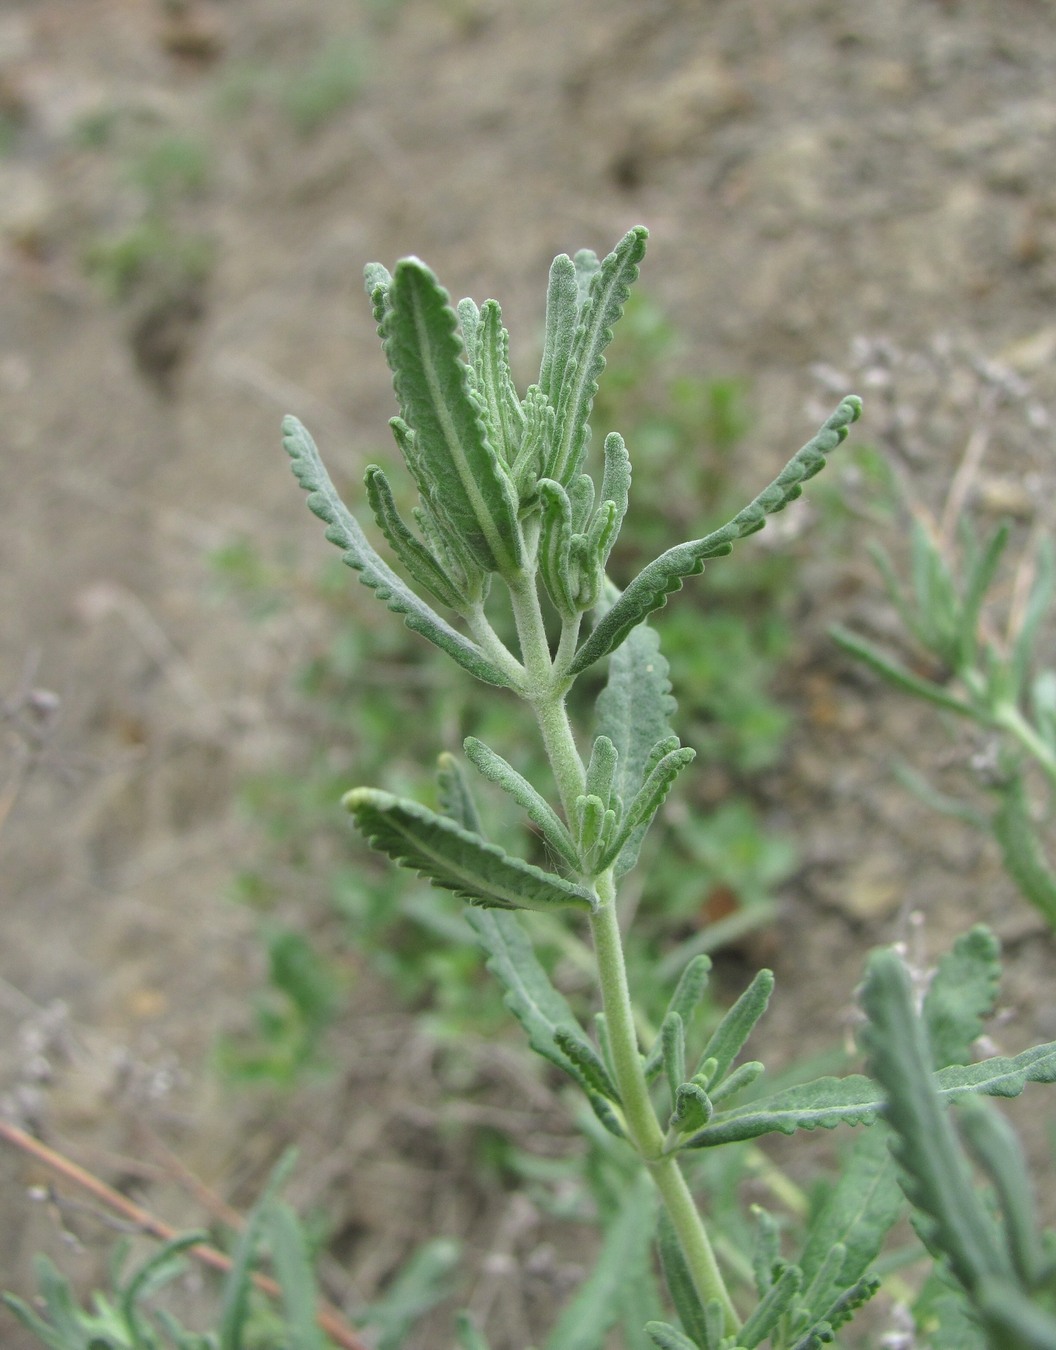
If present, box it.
[277,226,1056,1347]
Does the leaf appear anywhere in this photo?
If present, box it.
[538,478,576,616]
[265,1203,325,1350]
[360,1239,461,1350]
[593,605,679,874]
[544,1172,656,1350]
[584,735,619,810]
[382,258,523,576]
[436,751,485,836]
[695,969,774,1086]
[476,299,525,466]
[570,396,862,677]
[644,1322,702,1350]
[539,252,580,406]
[661,1011,687,1105]
[991,774,1056,927]
[796,1127,903,1318]
[598,431,631,549]
[344,788,596,913]
[828,624,975,718]
[548,226,650,485]
[364,465,469,610]
[220,1149,299,1350]
[682,1037,1056,1149]
[462,736,581,870]
[923,925,1002,1069]
[283,416,514,688]
[601,745,696,873]
[465,909,621,1128]
[554,1025,621,1103]
[645,955,712,1081]
[738,1262,801,1348]
[859,946,1012,1293]
[656,1211,712,1350]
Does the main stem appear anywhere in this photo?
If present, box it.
[507,570,739,1333]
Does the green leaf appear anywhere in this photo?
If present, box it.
[436,751,485,835]
[859,947,1012,1293]
[220,1149,299,1350]
[661,1011,687,1104]
[283,415,514,688]
[345,788,595,912]
[957,522,1010,671]
[539,252,580,406]
[462,736,580,870]
[923,925,1002,1069]
[598,431,631,550]
[544,1172,656,1350]
[656,1212,712,1350]
[670,1080,712,1134]
[476,298,525,467]
[382,258,523,576]
[683,1036,1056,1148]
[553,1025,621,1103]
[796,1127,903,1319]
[695,969,774,1086]
[548,226,650,486]
[600,744,696,873]
[584,735,619,810]
[645,1322,702,1350]
[538,478,577,616]
[992,774,1056,926]
[364,464,469,610]
[593,606,679,874]
[644,956,712,1080]
[465,909,621,1129]
[829,624,975,718]
[738,1262,801,1348]
[570,396,862,677]
[266,1202,325,1350]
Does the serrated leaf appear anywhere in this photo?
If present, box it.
[539,478,576,616]
[463,736,580,870]
[382,259,523,576]
[738,1262,801,1348]
[923,925,1002,1069]
[512,384,555,503]
[570,397,862,677]
[554,1024,621,1103]
[695,969,774,1087]
[465,909,619,1122]
[283,416,514,688]
[363,261,392,322]
[599,431,631,544]
[683,1034,1056,1148]
[345,788,595,912]
[670,1081,712,1134]
[797,1127,903,1314]
[548,227,650,485]
[860,946,1012,1293]
[364,465,468,610]
[476,299,525,466]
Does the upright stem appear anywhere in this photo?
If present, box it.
[508,570,740,1334]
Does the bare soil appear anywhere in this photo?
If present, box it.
[2,1,1055,1346]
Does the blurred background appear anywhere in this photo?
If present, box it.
[2,1,1055,1345]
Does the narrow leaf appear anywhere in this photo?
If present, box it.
[708,1060,764,1104]
[283,416,512,688]
[829,625,975,718]
[683,1037,1056,1148]
[383,259,523,576]
[695,969,774,1086]
[644,1323,701,1350]
[549,226,649,485]
[554,1025,621,1103]
[661,1011,687,1104]
[599,431,631,545]
[585,735,619,810]
[345,788,595,912]
[466,908,609,1101]
[570,397,862,677]
[364,261,392,322]
[923,924,1002,1069]
[463,736,580,870]
[266,1203,325,1350]
[991,774,1056,927]
[958,1099,1045,1289]
[477,298,525,466]
[600,745,696,874]
[670,1081,712,1134]
[737,1262,801,1349]
[364,465,468,610]
[539,253,580,405]
[859,947,1012,1292]
[436,751,485,836]
[657,1212,712,1350]
[539,478,576,616]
